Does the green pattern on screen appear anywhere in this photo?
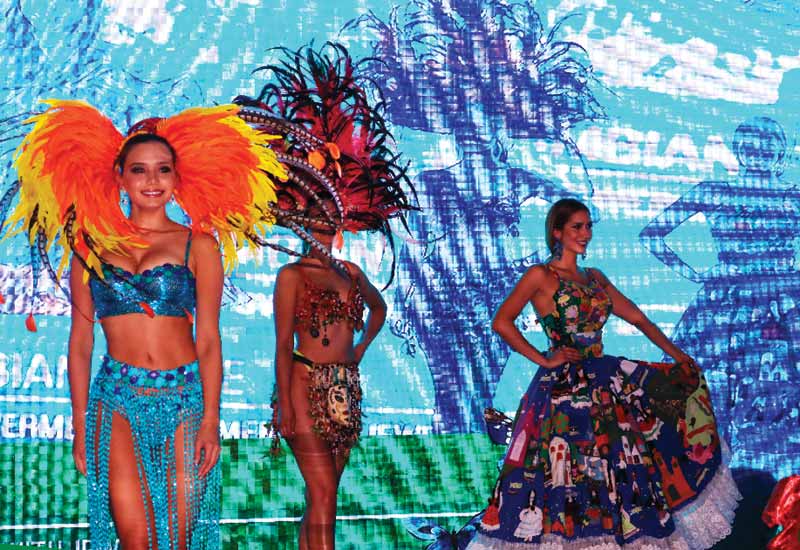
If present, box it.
[0,436,500,549]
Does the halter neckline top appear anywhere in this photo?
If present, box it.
[537,264,613,358]
[89,233,196,319]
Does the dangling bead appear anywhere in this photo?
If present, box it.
[333,229,344,251]
[308,150,326,170]
[324,142,341,159]
[139,302,155,318]
[322,337,330,347]
[552,240,564,260]
[0,292,5,304]
[269,405,283,457]
[25,313,37,332]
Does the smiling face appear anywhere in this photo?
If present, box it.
[553,209,593,257]
[116,140,178,212]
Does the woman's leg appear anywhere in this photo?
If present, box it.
[107,411,154,550]
[108,405,216,550]
[287,363,341,550]
[288,433,339,550]
[172,414,220,550]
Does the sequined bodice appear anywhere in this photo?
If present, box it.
[90,263,196,319]
[538,266,612,358]
[295,272,365,338]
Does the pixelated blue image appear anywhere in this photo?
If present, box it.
[1,0,798,546]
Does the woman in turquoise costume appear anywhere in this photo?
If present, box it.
[467,199,741,549]
[1,100,285,549]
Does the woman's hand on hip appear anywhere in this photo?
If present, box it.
[543,347,583,369]
[671,351,697,367]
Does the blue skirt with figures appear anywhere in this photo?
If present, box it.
[468,355,741,550]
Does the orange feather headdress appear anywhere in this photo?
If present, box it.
[0,100,286,329]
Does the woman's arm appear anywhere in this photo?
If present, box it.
[67,256,95,475]
[591,268,692,363]
[273,265,299,438]
[351,263,387,363]
[492,266,582,368]
[191,233,224,477]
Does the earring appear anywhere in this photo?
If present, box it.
[119,189,130,212]
[552,240,563,260]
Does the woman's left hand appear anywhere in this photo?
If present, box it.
[195,418,221,477]
[354,342,368,364]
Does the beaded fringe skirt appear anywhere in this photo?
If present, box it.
[86,356,220,549]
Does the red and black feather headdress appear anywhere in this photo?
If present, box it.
[235,42,417,285]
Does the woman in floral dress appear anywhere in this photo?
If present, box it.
[467,198,741,549]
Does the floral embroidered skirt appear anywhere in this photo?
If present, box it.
[86,356,220,550]
[468,356,741,550]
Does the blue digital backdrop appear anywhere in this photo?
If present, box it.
[1,0,799,548]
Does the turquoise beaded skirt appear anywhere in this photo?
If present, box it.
[86,356,220,549]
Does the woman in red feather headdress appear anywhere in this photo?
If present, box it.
[236,43,417,550]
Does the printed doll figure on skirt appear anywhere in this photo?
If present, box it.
[467,199,741,550]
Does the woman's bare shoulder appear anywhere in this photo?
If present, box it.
[340,260,367,280]
[189,231,218,252]
[523,264,552,283]
[277,262,303,279]
[585,266,611,287]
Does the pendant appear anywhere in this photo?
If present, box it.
[322,337,330,346]
[310,328,320,338]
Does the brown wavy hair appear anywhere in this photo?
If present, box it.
[545,198,590,255]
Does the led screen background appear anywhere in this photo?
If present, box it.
[0,0,798,547]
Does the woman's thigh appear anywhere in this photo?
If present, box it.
[107,412,151,548]
[289,361,318,436]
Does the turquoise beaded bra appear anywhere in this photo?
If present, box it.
[89,233,196,319]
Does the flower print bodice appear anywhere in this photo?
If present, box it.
[537,265,612,358]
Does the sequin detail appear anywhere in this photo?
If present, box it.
[294,272,365,344]
[89,233,196,319]
[90,263,196,319]
[305,358,362,455]
[85,356,220,549]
